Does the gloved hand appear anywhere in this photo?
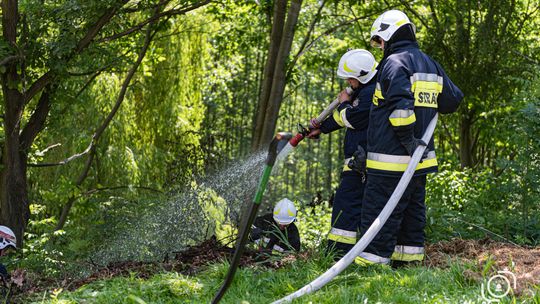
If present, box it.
[250,227,263,242]
[403,138,428,158]
[306,128,321,139]
[338,89,351,104]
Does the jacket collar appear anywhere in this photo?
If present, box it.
[384,40,419,57]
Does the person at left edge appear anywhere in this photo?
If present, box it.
[307,49,378,258]
[0,226,16,296]
[250,198,301,253]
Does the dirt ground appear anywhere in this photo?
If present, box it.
[426,238,540,295]
[9,238,540,302]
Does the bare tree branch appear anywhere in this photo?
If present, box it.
[35,143,62,156]
[27,143,92,167]
[0,55,21,66]
[20,86,52,153]
[96,0,212,43]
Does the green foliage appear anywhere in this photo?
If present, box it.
[426,164,540,245]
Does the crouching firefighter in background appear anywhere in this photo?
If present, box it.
[249,198,301,253]
[307,49,378,257]
[356,10,463,267]
[0,226,17,303]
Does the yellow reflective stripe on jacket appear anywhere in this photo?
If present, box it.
[328,227,356,245]
[367,151,437,172]
[340,108,355,129]
[372,83,383,106]
[389,109,416,127]
[410,73,443,108]
[333,109,345,127]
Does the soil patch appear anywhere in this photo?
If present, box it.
[426,238,540,295]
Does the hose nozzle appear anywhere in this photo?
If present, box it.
[266,132,292,165]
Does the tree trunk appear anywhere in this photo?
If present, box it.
[0,0,28,247]
[251,0,288,151]
[258,0,303,148]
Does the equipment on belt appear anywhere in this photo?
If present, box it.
[347,145,367,181]
[212,132,292,304]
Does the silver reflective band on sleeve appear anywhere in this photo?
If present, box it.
[368,151,436,164]
[390,109,415,119]
[343,157,353,167]
[340,109,355,129]
[394,245,424,254]
[330,227,357,238]
[273,244,285,252]
[410,73,443,85]
[358,252,390,264]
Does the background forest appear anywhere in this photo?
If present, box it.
[1,0,539,303]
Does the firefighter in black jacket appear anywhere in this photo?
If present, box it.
[250,198,301,253]
[307,49,378,257]
[356,10,463,266]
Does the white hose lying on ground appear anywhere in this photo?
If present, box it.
[271,114,439,304]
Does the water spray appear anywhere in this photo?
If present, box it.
[271,114,439,304]
[212,132,293,304]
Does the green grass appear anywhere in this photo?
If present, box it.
[26,251,539,304]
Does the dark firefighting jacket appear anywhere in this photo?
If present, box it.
[367,40,463,176]
[320,78,376,162]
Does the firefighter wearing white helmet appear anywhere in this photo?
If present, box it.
[273,198,296,225]
[0,226,16,288]
[307,49,378,258]
[370,9,415,48]
[0,226,16,252]
[356,10,463,268]
[249,198,300,253]
[337,49,378,84]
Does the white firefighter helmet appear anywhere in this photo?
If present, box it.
[0,226,16,250]
[370,10,416,48]
[273,198,297,225]
[336,49,378,84]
